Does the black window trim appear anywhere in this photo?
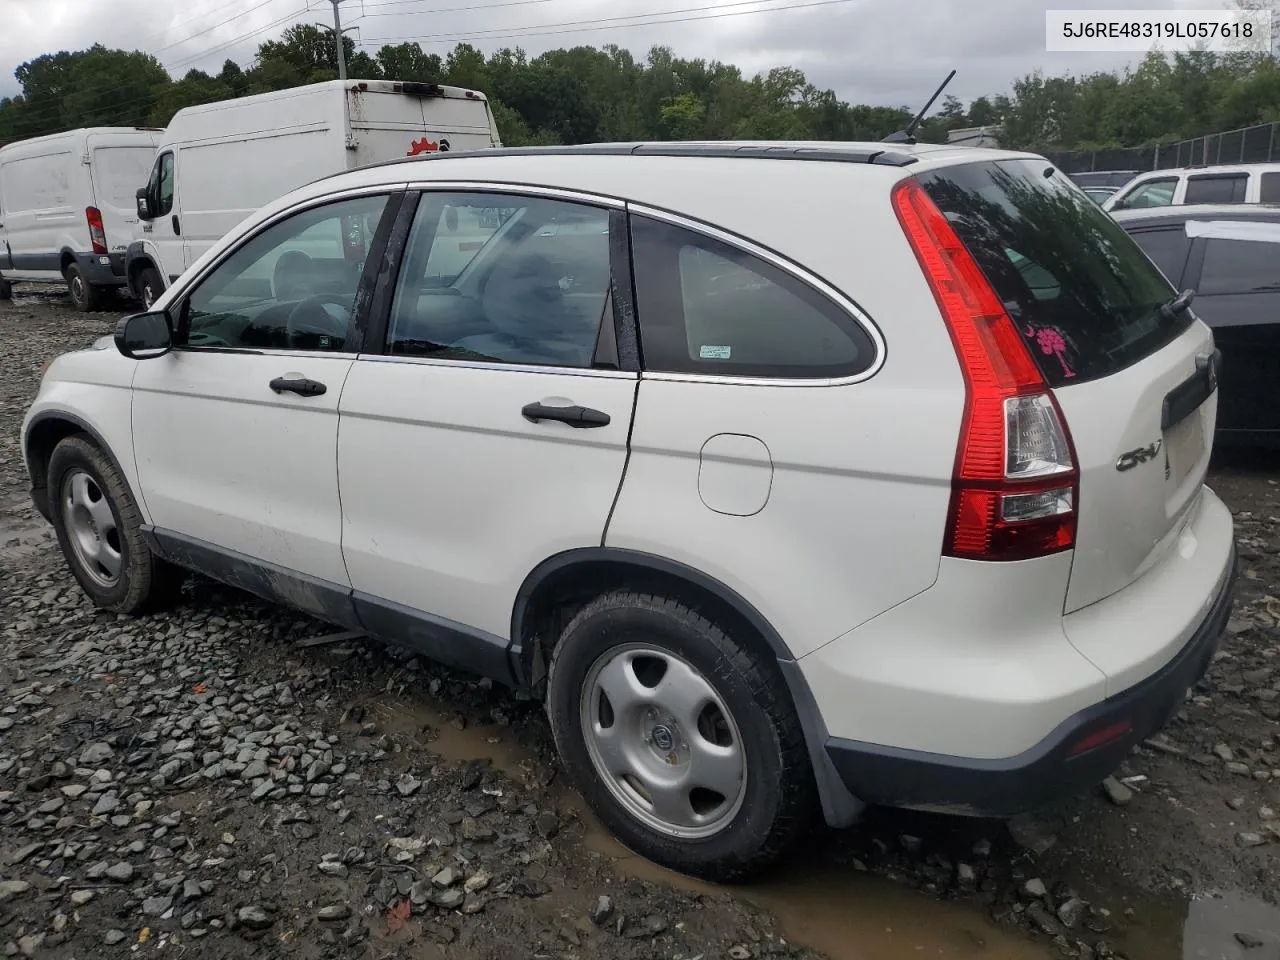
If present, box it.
[625,201,886,387]
[163,185,405,357]
[359,181,641,380]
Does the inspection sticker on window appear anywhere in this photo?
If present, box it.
[699,345,732,360]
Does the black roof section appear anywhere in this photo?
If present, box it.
[333,141,919,183]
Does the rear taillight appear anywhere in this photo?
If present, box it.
[86,207,107,255]
[892,179,1079,562]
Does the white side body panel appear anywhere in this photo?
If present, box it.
[130,351,354,587]
[337,361,636,636]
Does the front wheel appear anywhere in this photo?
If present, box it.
[47,435,184,613]
[64,262,102,312]
[546,591,816,882]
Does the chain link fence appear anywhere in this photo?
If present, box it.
[1043,121,1280,173]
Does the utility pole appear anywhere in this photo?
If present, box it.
[329,0,347,81]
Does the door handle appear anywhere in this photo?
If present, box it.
[172,214,181,236]
[270,376,327,397]
[521,402,610,428]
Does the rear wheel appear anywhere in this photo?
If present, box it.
[47,435,184,613]
[0,277,12,300]
[64,262,102,312]
[138,266,163,309]
[546,590,815,882]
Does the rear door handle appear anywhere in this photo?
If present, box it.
[521,401,610,428]
[270,376,327,397]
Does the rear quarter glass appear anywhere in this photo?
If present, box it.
[918,159,1193,388]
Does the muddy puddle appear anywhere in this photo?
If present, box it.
[343,696,1280,960]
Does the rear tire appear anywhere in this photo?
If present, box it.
[0,277,12,300]
[47,435,184,613]
[546,590,816,882]
[138,266,163,309]
[64,262,101,312]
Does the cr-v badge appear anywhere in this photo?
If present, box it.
[1116,439,1163,472]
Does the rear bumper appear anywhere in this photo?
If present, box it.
[824,543,1236,816]
[76,251,127,287]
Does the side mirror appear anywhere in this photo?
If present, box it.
[136,187,152,221]
[115,310,172,359]
[1110,197,1128,211]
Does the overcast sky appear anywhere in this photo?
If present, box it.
[0,0,1243,108]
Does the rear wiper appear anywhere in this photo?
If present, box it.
[1159,288,1196,321]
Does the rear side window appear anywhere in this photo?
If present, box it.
[1184,174,1247,204]
[1198,237,1280,296]
[1128,227,1191,285]
[1260,172,1280,203]
[919,160,1189,387]
[629,216,875,379]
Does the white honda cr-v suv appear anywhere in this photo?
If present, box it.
[22,141,1237,882]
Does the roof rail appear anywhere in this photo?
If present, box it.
[333,141,920,181]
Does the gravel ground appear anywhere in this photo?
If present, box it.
[3,286,1280,960]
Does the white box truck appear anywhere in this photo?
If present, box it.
[126,79,502,306]
[0,127,165,309]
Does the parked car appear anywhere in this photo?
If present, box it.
[1103,162,1280,213]
[126,79,503,309]
[0,127,164,309]
[22,142,1237,881]
[1114,202,1280,447]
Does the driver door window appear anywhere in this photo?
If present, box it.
[180,194,389,352]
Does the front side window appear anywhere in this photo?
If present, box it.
[181,193,388,351]
[152,152,175,217]
[629,216,875,378]
[1118,178,1177,209]
[386,192,612,369]
[1184,174,1247,205]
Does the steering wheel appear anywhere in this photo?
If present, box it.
[285,293,353,347]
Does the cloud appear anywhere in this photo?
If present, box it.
[0,0,1239,109]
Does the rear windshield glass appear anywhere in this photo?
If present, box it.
[919,159,1191,387]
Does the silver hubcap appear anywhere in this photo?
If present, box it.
[62,469,122,588]
[142,284,155,308]
[580,643,747,839]
[70,274,84,301]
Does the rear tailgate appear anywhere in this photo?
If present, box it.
[920,158,1217,613]
[347,83,496,168]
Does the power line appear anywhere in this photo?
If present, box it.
[359,0,559,18]
[153,0,287,59]
[360,0,857,44]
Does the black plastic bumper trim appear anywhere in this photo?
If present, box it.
[825,545,1237,816]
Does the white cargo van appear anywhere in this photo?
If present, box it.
[127,79,502,306]
[0,127,164,309]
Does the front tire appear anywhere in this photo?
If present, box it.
[47,435,184,613]
[138,266,163,309]
[64,262,102,312]
[546,591,816,882]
